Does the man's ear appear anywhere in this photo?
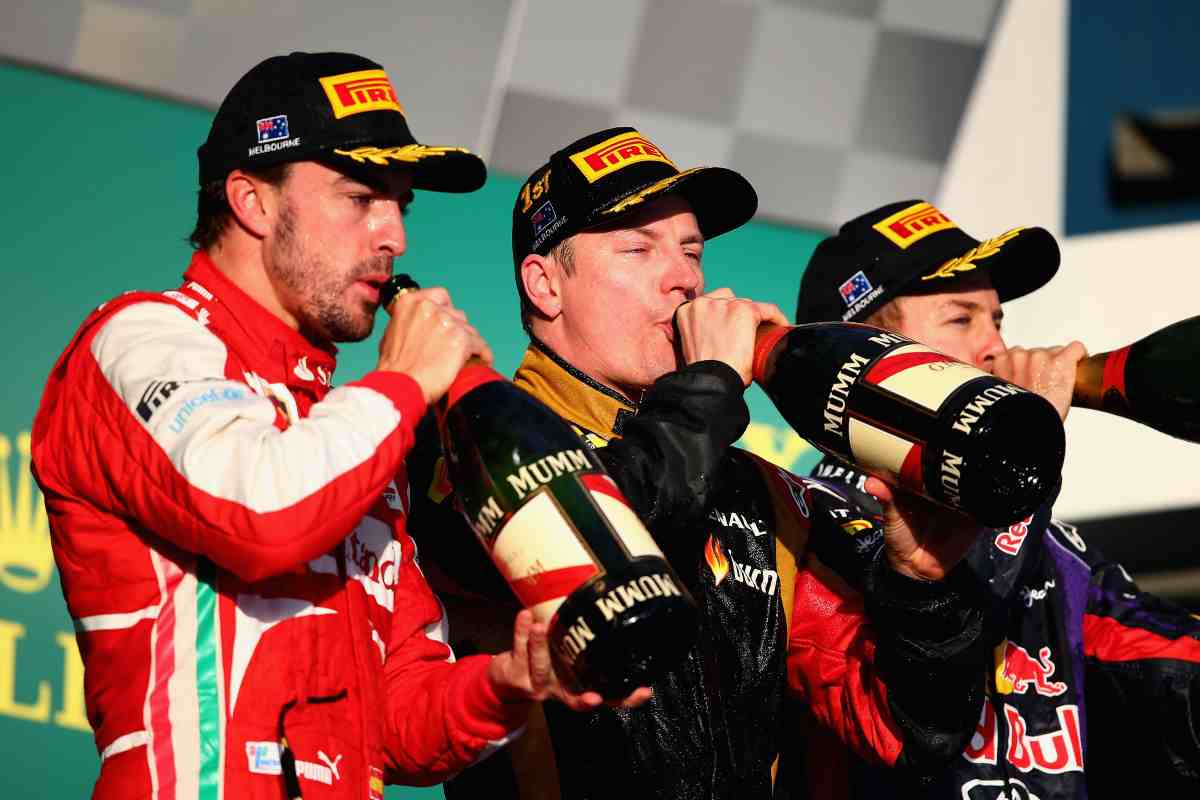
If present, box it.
[225,170,278,239]
[520,252,563,322]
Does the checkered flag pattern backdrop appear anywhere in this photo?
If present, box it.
[0,0,998,229]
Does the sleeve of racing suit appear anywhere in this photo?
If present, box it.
[784,470,990,773]
[596,360,748,531]
[34,301,427,583]
[1069,524,1200,786]
[382,527,530,785]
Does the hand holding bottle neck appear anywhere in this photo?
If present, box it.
[1066,315,1200,441]
[377,273,498,406]
[672,294,792,386]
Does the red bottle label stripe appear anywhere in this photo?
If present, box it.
[1101,345,1132,400]
[580,472,628,505]
[510,564,600,608]
[446,362,506,408]
[865,351,956,384]
[899,441,925,490]
[752,325,793,384]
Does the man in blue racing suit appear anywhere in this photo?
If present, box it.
[793,199,1200,799]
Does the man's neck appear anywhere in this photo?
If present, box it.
[206,237,300,331]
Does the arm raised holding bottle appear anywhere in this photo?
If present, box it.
[1072,314,1200,441]
[378,285,494,402]
[989,315,1200,442]
[676,294,996,579]
[672,288,999,771]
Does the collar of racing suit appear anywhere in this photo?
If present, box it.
[512,337,639,447]
[183,250,338,392]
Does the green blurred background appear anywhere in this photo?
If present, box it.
[0,62,822,798]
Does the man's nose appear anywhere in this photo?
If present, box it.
[977,325,1007,370]
[374,206,407,257]
[666,252,702,299]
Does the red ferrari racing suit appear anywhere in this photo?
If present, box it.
[30,252,529,800]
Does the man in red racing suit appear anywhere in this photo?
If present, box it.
[31,51,638,800]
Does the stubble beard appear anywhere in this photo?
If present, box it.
[268,202,389,343]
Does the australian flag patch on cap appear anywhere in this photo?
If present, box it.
[838,270,873,306]
[257,115,290,144]
[532,201,557,236]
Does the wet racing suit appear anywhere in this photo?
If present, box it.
[810,455,1200,800]
[406,339,998,799]
[30,252,530,800]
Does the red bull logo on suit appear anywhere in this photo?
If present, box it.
[995,640,1068,697]
[963,700,1083,774]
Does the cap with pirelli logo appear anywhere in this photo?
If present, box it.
[794,199,1060,324]
[197,51,485,192]
[511,126,758,266]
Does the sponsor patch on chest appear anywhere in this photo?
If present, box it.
[703,534,778,596]
[309,516,402,612]
[245,741,341,785]
[708,507,769,537]
[963,700,1083,775]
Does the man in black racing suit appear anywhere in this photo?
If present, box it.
[793,199,1200,799]
[406,133,1008,799]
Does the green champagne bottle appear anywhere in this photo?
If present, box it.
[382,276,697,698]
[1073,315,1200,442]
[752,322,1065,527]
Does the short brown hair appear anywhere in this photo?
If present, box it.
[861,299,905,333]
[188,164,292,251]
[517,236,576,335]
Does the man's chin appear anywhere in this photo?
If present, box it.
[316,310,375,344]
[339,318,375,343]
[636,355,681,389]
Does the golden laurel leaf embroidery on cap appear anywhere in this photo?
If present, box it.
[921,227,1026,281]
[602,167,704,216]
[333,145,469,165]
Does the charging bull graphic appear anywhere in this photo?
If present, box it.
[995,641,1068,698]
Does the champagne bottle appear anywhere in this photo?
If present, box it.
[382,276,697,698]
[1073,315,1200,442]
[752,323,1065,527]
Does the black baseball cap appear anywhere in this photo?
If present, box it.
[794,200,1060,324]
[197,51,485,192]
[511,126,758,266]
